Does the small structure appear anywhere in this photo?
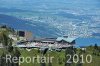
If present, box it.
[0,43,3,48]
[80,46,87,51]
[17,30,33,41]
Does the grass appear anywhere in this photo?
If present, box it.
[19,47,100,66]
[0,47,100,66]
[20,48,65,66]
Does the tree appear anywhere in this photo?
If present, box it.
[94,44,98,50]
[13,48,21,66]
[65,46,75,66]
[1,32,9,47]
[0,29,21,66]
[0,52,6,66]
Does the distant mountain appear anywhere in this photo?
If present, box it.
[0,0,100,11]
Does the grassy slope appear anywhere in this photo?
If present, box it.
[20,48,65,66]
[82,47,100,66]
[0,47,100,66]
[19,48,100,66]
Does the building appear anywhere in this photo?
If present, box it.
[17,30,33,41]
[16,36,76,50]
